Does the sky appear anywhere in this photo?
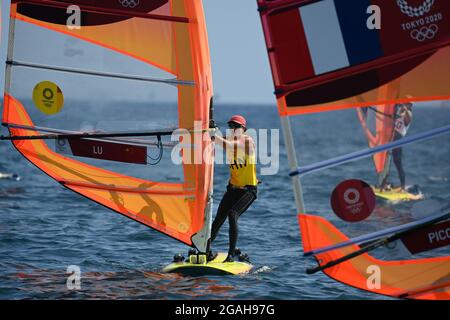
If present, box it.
[203,1,275,104]
[0,1,276,105]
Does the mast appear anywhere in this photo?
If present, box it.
[191,191,212,253]
[280,116,305,213]
[189,99,216,253]
[3,4,16,97]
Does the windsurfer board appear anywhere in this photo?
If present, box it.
[371,186,424,202]
[163,252,253,276]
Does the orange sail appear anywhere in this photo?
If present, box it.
[356,84,397,180]
[2,0,214,251]
[299,214,450,300]
[258,0,450,299]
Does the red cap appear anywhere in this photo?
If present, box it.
[228,115,247,128]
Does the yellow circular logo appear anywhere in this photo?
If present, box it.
[32,81,64,115]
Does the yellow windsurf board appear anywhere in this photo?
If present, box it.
[162,252,253,276]
[372,186,424,202]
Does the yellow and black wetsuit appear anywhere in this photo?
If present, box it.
[210,147,258,261]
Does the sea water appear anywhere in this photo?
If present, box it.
[0,103,449,300]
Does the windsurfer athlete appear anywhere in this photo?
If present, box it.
[208,115,258,262]
[0,173,21,181]
[380,102,413,192]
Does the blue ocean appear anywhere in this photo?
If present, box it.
[1,103,449,300]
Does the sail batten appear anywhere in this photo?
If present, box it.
[7,60,195,86]
[2,123,177,148]
[1,128,177,141]
[290,123,450,177]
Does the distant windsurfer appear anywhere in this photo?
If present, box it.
[0,173,21,181]
[208,115,258,262]
[379,102,413,192]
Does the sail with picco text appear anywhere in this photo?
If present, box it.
[258,0,450,299]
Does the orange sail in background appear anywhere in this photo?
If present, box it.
[356,83,398,181]
[2,0,214,251]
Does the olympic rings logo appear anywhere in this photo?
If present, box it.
[397,0,435,17]
[118,0,140,8]
[410,24,439,42]
[344,188,361,205]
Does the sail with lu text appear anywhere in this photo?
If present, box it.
[1,0,214,252]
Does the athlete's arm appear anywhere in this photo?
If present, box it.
[214,135,255,156]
